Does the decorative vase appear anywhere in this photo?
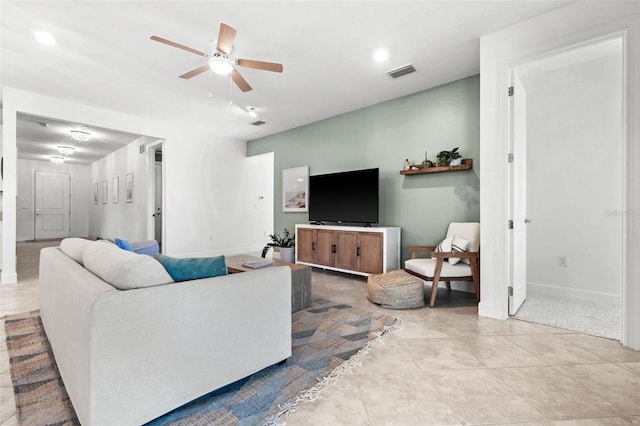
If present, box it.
[449,158,462,166]
[279,247,295,263]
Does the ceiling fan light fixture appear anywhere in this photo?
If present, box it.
[57,145,75,156]
[70,129,91,143]
[208,57,234,75]
[50,156,65,165]
[247,107,257,118]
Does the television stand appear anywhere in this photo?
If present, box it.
[295,224,401,277]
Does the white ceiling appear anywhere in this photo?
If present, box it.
[2,1,573,162]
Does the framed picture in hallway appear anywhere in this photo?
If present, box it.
[126,173,133,203]
[93,182,98,205]
[282,166,309,212]
[112,177,119,203]
[102,180,108,204]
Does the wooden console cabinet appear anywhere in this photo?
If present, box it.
[295,224,401,276]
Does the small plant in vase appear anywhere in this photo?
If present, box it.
[262,228,296,263]
[436,147,463,166]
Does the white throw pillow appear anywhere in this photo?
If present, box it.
[59,238,94,265]
[83,241,173,290]
[449,235,469,265]
[432,237,453,260]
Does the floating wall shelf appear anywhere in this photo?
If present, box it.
[400,158,473,175]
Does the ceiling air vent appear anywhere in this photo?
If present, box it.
[251,120,266,126]
[387,64,416,79]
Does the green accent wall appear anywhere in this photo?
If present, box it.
[247,75,480,262]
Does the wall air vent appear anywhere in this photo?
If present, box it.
[387,64,416,79]
[251,120,266,126]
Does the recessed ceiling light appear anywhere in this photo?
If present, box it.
[35,31,57,46]
[373,48,389,63]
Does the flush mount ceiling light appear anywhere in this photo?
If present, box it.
[50,156,65,165]
[70,129,91,143]
[35,31,57,46]
[57,146,75,156]
[208,54,234,75]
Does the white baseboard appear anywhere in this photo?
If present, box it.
[1,272,18,284]
[528,281,621,307]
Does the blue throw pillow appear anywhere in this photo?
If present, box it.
[154,254,228,282]
[115,238,133,251]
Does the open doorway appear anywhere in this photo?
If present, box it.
[509,35,624,340]
[146,141,164,251]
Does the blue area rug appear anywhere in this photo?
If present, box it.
[5,299,397,426]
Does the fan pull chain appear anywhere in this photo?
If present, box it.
[229,74,233,106]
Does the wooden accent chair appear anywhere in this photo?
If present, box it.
[404,222,480,307]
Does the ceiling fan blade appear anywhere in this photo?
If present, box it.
[217,23,237,55]
[179,65,210,79]
[231,70,252,92]
[237,59,283,73]
[150,35,206,56]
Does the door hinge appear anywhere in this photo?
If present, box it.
[508,220,514,230]
[508,86,514,96]
[508,286,514,296]
[508,153,514,163]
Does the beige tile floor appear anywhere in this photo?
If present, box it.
[1,241,640,425]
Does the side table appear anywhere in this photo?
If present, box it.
[225,255,312,312]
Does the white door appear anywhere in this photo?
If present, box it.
[154,161,162,245]
[508,71,528,315]
[34,171,71,240]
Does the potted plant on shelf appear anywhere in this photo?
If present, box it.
[436,147,463,166]
[261,228,296,263]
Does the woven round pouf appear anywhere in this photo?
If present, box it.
[367,269,425,309]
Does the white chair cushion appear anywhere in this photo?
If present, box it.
[59,238,93,265]
[83,241,174,290]
[446,222,479,252]
[405,258,472,278]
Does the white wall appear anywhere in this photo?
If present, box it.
[524,50,623,305]
[163,127,266,257]
[89,137,150,241]
[16,159,91,241]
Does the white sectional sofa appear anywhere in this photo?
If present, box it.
[39,240,292,426]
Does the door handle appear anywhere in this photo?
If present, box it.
[524,218,532,224]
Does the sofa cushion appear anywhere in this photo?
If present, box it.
[114,237,133,251]
[59,238,93,265]
[83,241,174,290]
[154,254,228,282]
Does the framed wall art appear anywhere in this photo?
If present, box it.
[126,173,133,203]
[282,166,309,212]
[102,180,108,204]
[112,176,119,203]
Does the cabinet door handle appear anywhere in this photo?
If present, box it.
[357,247,361,256]
[312,242,315,251]
[332,244,336,253]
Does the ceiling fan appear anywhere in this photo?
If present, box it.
[151,22,283,93]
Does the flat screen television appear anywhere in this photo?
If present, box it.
[308,168,379,225]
